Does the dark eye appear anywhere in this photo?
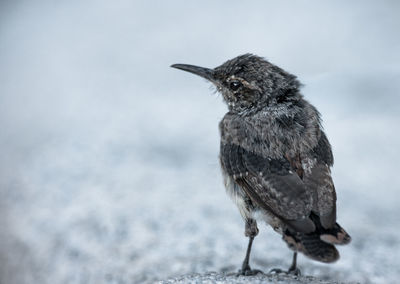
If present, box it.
[229,80,242,91]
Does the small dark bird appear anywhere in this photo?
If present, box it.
[171,54,351,275]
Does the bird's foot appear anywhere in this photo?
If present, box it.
[237,264,263,276]
[288,267,301,276]
[269,267,301,276]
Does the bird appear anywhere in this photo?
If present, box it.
[171,54,351,276]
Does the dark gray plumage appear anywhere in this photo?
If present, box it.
[171,54,351,275]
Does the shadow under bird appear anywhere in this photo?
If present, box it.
[171,54,351,276]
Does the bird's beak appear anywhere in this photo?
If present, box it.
[171,64,215,82]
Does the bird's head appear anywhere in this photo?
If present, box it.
[171,54,302,114]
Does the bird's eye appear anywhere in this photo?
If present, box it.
[229,80,242,91]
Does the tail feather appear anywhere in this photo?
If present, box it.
[320,223,351,245]
[282,213,351,263]
[283,229,339,263]
[308,213,352,245]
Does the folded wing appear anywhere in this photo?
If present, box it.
[220,143,315,233]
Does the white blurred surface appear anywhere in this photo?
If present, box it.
[0,1,399,283]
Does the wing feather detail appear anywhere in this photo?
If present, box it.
[304,131,337,228]
[220,143,315,233]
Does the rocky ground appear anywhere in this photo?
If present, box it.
[160,272,353,284]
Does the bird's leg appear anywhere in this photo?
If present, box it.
[238,219,263,276]
[288,252,301,275]
[269,252,301,276]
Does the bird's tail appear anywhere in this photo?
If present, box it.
[282,215,351,263]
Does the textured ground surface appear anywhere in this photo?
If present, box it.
[1,1,400,284]
[160,272,353,284]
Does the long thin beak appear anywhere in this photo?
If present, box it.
[171,64,214,81]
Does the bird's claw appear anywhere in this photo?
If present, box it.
[269,268,284,274]
[269,267,301,276]
[288,267,301,276]
[237,265,263,276]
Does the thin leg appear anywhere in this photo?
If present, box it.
[289,252,297,271]
[288,252,301,275]
[241,235,254,272]
[238,219,262,276]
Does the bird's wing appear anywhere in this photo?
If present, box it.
[304,131,337,228]
[220,143,315,233]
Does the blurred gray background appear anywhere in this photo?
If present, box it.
[0,1,399,283]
